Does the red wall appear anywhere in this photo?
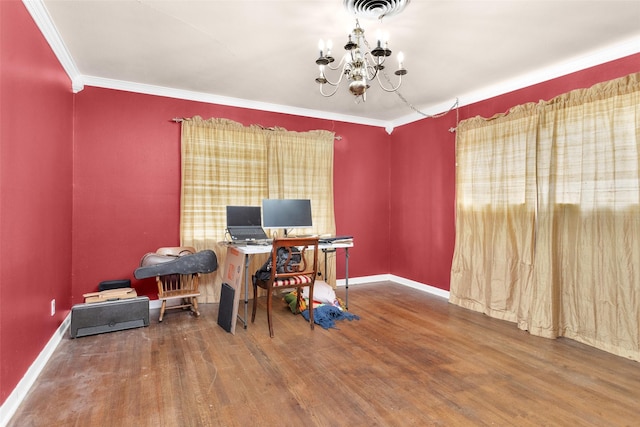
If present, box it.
[72,88,391,303]
[389,53,640,291]
[389,113,458,289]
[0,1,73,404]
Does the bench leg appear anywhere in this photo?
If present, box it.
[159,300,167,322]
[191,297,200,317]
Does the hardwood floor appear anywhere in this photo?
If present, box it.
[8,282,640,426]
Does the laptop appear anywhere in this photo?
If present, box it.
[226,206,269,241]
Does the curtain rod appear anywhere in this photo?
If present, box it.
[171,117,342,140]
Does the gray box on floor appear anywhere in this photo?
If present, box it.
[70,296,150,338]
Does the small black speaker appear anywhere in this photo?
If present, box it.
[70,297,149,338]
[98,279,131,291]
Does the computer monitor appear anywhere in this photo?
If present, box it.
[226,206,262,227]
[262,199,312,231]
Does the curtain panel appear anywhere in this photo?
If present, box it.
[450,73,640,360]
[180,117,335,303]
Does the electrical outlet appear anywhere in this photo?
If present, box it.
[51,299,55,316]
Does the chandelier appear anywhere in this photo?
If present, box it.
[314,0,410,102]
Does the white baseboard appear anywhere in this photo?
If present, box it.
[0,313,71,427]
[337,274,450,300]
[0,275,448,426]
[149,299,163,310]
[388,274,450,299]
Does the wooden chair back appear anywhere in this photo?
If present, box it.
[154,246,200,322]
[252,237,319,337]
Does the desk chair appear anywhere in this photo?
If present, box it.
[251,237,319,337]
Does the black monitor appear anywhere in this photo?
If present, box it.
[262,199,312,231]
[226,206,262,227]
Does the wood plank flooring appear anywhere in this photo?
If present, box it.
[8,282,640,426]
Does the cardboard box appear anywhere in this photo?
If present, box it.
[83,287,137,304]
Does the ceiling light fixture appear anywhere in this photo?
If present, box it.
[315,0,410,102]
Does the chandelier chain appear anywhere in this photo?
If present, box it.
[362,36,459,120]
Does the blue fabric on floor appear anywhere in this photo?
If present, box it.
[301,305,360,329]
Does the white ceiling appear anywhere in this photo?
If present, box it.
[32,0,640,128]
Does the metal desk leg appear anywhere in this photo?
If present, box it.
[324,249,328,282]
[320,246,350,310]
[345,247,349,310]
[236,253,250,329]
[243,253,249,329]
[322,248,338,293]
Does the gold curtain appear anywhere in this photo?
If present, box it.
[450,73,640,360]
[266,128,337,282]
[180,117,335,303]
[450,104,539,325]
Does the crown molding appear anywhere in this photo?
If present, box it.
[392,34,640,129]
[23,0,84,92]
[81,75,390,129]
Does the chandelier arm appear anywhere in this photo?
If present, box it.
[363,52,386,69]
[321,65,348,87]
[319,84,342,97]
[375,71,403,92]
[363,62,379,81]
[325,56,347,71]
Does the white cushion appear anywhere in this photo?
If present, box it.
[302,280,336,304]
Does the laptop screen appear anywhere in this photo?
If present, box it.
[226,206,262,227]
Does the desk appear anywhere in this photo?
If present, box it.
[221,240,353,331]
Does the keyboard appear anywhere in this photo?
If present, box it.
[228,227,268,241]
[246,239,272,246]
[319,235,353,244]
